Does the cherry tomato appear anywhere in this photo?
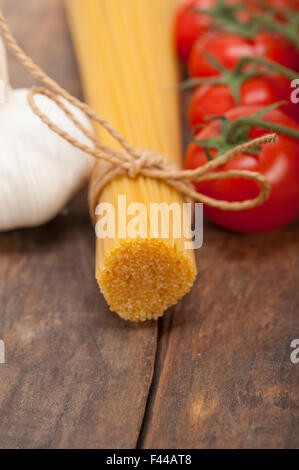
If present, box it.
[184,106,299,233]
[175,0,299,62]
[189,31,299,76]
[188,74,299,127]
[175,0,250,62]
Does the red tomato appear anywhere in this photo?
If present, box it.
[175,0,250,62]
[175,0,214,62]
[175,0,299,62]
[184,106,299,233]
[188,74,299,127]
[189,31,299,76]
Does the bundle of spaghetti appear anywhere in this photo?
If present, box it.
[66,0,197,321]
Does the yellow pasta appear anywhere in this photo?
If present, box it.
[66,0,197,321]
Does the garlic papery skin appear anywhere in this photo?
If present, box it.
[0,36,94,231]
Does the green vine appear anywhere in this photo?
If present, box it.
[193,103,299,161]
[181,55,298,105]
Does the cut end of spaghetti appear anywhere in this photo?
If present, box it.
[97,239,197,322]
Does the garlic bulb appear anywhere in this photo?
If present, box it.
[0,36,94,231]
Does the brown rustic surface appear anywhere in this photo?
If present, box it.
[0,0,298,450]
[140,220,299,449]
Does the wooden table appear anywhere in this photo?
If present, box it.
[0,0,298,449]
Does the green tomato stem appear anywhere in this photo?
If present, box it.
[236,56,298,80]
[228,118,299,142]
[253,14,299,50]
[179,77,223,90]
[180,56,297,97]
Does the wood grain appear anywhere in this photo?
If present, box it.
[140,219,299,449]
[0,0,157,449]
[0,0,298,450]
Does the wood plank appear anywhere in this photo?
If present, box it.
[1,0,299,450]
[140,219,299,448]
[0,0,157,449]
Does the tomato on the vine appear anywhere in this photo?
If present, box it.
[184,106,299,233]
[175,0,250,62]
[176,0,299,63]
[189,31,299,76]
[188,74,299,127]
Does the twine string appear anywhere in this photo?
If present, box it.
[0,9,275,223]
